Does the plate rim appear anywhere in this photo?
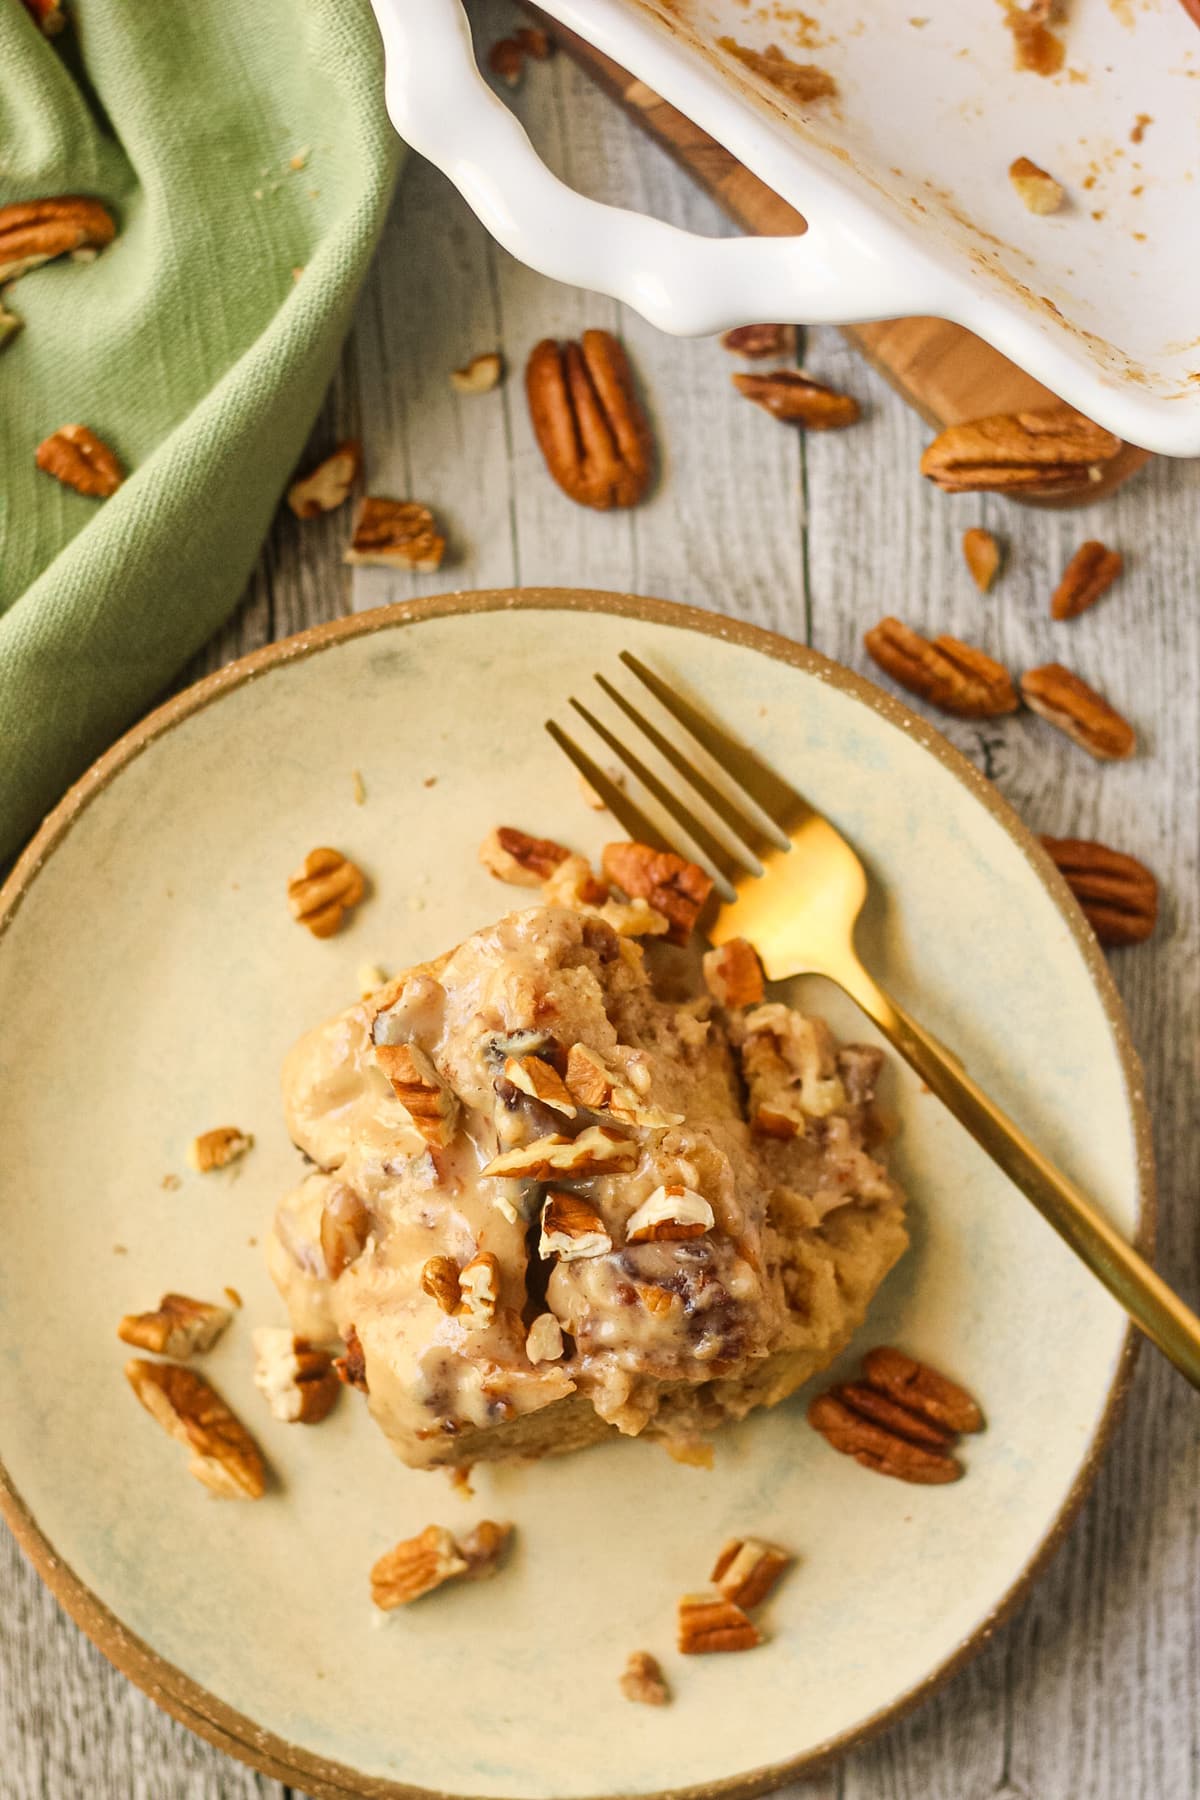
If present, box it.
[0,585,1155,1800]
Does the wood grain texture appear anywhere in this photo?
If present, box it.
[2,6,1197,1795]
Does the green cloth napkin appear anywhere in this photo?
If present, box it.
[0,0,400,864]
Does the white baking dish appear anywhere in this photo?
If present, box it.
[373,0,1200,457]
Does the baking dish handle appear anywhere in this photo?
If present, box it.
[371,0,943,333]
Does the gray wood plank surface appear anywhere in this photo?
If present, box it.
[3,4,1197,1794]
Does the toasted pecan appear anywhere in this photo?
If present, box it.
[1020,664,1136,760]
[601,842,713,944]
[864,617,1019,718]
[1050,541,1123,620]
[961,527,1001,593]
[732,369,859,429]
[920,405,1121,495]
[1040,836,1158,946]
[287,847,365,936]
[0,196,115,283]
[479,825,572,886]
[525,330,654,509]
[720,322,797,359]
[35,424,123,498]
[125,1360,266,1498]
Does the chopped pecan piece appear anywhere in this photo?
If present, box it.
[374,1041,458,1146]
[451,350,503,395]
[35,423,123,497]
[319,1185,371,1278]
[125,1360,266,1498]
[1020,664,1136,760]
[483,1126,638,1181]
[808,1392,961,1484]
[371,1524,469,1608]
[21,0,68,35]
[702,938,764,1009]
[711,1538,792,1609]
[641,1283,679,1317]
[525,330,654,509]
[504,1054,576,1115]
[1009,155,1064,214]
[421,1255,462,1314]
[0,196,115,283]
[188,1126,252,1173]
[1040,837,1158,946]
[251,1328,339,1423]
[516,25,552,58]
[286,440,361,518]
[564,1043,683,1128]
[596,897,671,938]
[861,1346,984,1435]
[540,1191,613,1260]
[625,1184,714,1244]
[479,825,572,886]
[920,405,1121,495]
[287,846,365,937]
[720,322,796,359]
[739,1003,845,1139]
[487,36,525,84]
[961,526,1001,593]
[345,497,445,571]
[677,1591,763,1654]
[458,1252,500,1328]
[732,369,860,430]
[458,1517,514,1578]
[118,1294,231,1358]
[620,1650,671,1705]
[1050,541,1123,620]
[525,1312,565,1362]
[335,1324,368,1391]
[601,842,713,944]
[540,852,610,907]
[864,617,1019,718]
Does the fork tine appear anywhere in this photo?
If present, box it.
[594,673,782,860]
[620,651,809,834]
[567,698,746,892]
[544,721,674,854]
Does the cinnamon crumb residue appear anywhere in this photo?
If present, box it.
[717,36,838,103]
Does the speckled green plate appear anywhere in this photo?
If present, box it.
[0,591,1151,1800]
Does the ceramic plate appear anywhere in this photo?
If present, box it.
[0,591,1151,1800]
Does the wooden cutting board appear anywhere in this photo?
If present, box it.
[543,18,1150,505]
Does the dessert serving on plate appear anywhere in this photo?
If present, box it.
[268,831,907,1471]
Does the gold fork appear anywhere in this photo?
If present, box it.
[547,651,1200,1392]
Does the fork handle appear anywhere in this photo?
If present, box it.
[833,956,1200,1391]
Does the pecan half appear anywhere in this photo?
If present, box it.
[320,1185,371,1278]
[0,196,115,283]
[920,405,1121,495]
[1020,663,1136,760]
[1040,836,1158,946]
[525,330,654,509]
[625,1184,713,1244]
[483,1125,638,1181]
[720,322,796,359]
[711,1537,792,1609]
[118,1294,231,1358]
[371,1524,469,1607]
[451,350,503,395]
[251,1328,339,1423]
[601,842,713,944]
[287,846,365,936]
[861,1346,985,1435]
[125,1359,266,1497]
[539,1191,614,1260]
[287,440,361,518]
[732,369,859,429]
[374,1041,458,1146]
[620,1650,671,1705]
[458,1251,501,1328]
[187,1125,253,1173]
[961,526,1001,593]
[1009,155,1064,214]
[479,825,572,886]
[421,1255,462,1314]
[864,617,1018,718]
[808,1392,961,1484]
[344,497,445,571]
[702,938,764,1009]
[35,424,123,498]
[1050,541,1123,620]
[677,1591,763,1654]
